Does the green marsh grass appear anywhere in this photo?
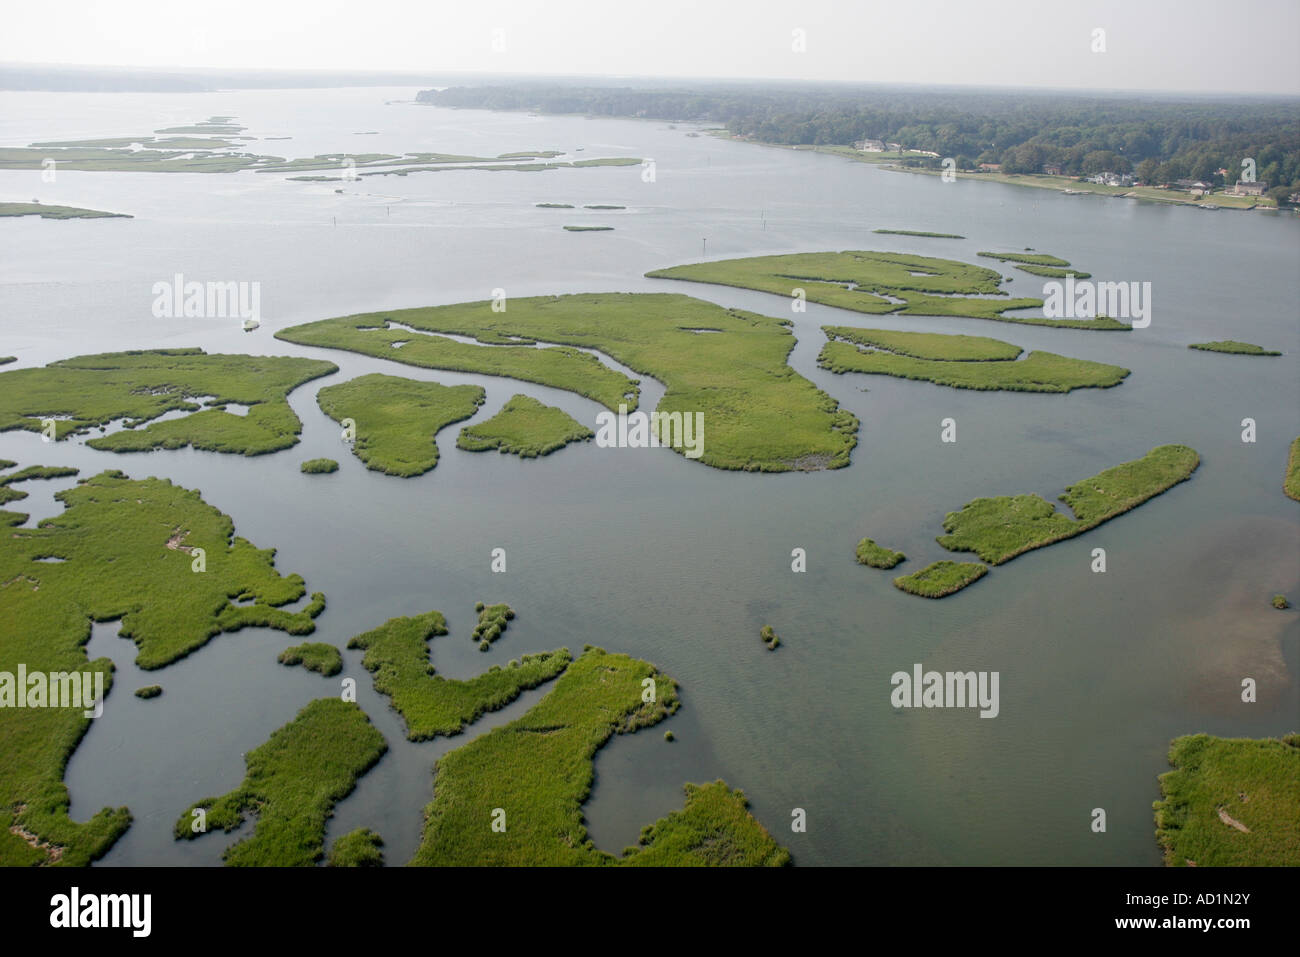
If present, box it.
[278,642,343,676]
[281,314,638,413]
[279,294,859,472]
[175,698,387,866]
[0,349,336,454]
[1,470,323,864]
[938,445,1200,565]
[317,373,484,477]
[347,611,570,739]
[977,251,1071,267]
[1288,438,1300,502]
[0,202,130,220]
[647,251,1127,329]
[457,394,593,457]
[855,538,905,568]
[820,326,1128,392]
[1153,733,1300,866]
[411,647,787,866]
[1188,340,1282,356]
[872,229,964,238]
[893,561,988,597]
[328,827,384,867]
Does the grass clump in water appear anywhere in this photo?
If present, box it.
[1188,340,1282,356]
[278,641,343,676]
[893,561,988,597]
[134,685,162,699]
[938,445,1200,565]
[317,373,485,477]
[977,251,1071,267]
[175,698,387,866]
[855,538,905,568]
[471,602,514,648]
[300,457,338,473]
[457,394,593,457]
[872,228,963,238]
[0,202,131,219]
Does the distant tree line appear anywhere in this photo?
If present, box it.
[420,84,1300,202]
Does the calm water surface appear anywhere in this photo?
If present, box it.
[0,87,1296,865]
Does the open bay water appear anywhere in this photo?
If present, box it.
[0,87,1296,865]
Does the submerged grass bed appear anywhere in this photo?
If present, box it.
[0,349,336,455]
[411,646,788,866]
[893,561,987,597]
[820,326,1129,393]
[938,444,1200,565]
[0,469,324,866]
[647,251,1127,330]
[1153,733,1300,866]
[175,698,387,866]
[317,373,485,477]
[563,224,614,231]
[457,394,593,457]
[855,538,905,568]
[279,293,859,472]
[1188,340,1282,356]
[277,641,343,676]
[347,611,570,739]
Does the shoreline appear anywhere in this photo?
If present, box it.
[706,130,1291,214]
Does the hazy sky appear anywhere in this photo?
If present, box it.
[4,0,1298,95]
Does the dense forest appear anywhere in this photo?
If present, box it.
[420,84,1300,201]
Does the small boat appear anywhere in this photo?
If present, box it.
[242,318,260,332]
